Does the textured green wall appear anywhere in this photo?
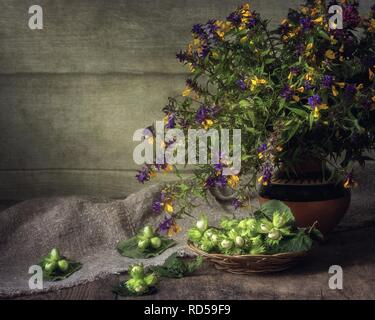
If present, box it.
[0,0,373,199]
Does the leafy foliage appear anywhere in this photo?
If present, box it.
[151,253,203,278]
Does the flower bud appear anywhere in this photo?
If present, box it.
[129,264,144,279]
[57,259,69,272]
[150,237,162,249]
[144,273,158,286]
[235,236,245,247]
[138,239,150,251]
[143,225,154,238]
[50,248,60,261]
[196,215,208,232]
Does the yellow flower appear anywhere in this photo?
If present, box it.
[306,43,314,51]
[164,201,174,214]
[313,16,324,25]
[202,119,214,130]
[368,19,375,32]
[227,175,240,189]
[276,146,283,152]
[325,50,336,60]
[163,164,173,173]
[356,84,364,91]
[167,223,182,237]
[336,82,346,88]
[319,103,329,110]
[297,87,305,93]
[300,6,309,15]
[258,152,263,159]
[313,107,320,119]
[188,63,195,73]
[240,36,248,44]
[250,77,267,91]
[292,95,300,102]
[332,85,339,97]
[182,87,192,97]
[257,176,268,186]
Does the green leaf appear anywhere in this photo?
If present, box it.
[117,236,176,259]
[113,283,157,297]
[260,200,295,223]
[287,107,309,118]
[150,253,203,278]
[275,230,313,253]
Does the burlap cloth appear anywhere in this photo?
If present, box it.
[0,184,236,298]
[0,163,374,298]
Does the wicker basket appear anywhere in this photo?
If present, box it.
[188,242,310,274]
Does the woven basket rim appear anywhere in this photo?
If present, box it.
[187,241,310,259]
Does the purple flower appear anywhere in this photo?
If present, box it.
[295,43,305,56]
[236,79,247,91]
[260,164,273,185]
[290,67,300,76]
[321,75,334,88]
[214,162,224,172]
[205,174,227,188]
[258,143,267,153]
[227,12,241,26]
[199,45,210,59]
[246,18,258,28]
[136,167,151,184]
[195,105,217,124]
[343,5,360,29]
[308,95,322,107]
[158,216,174,234]
[231,198,242,210]
[205,176,216,188]
[300,17,313,31]
[280,85,293,101]
[164,113,176,129]
[215,176,228,188]
[152,201,163,214]
[192,24,205,37]
[304,80,314,91]
[345,84,356,97]
[176,50,188,63]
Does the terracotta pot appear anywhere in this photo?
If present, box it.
[259,194,351,236]
[258,162,351,235]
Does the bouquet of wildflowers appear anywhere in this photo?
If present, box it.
[136,1,375,236]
